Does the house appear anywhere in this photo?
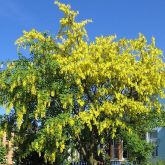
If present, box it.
[109,128,165,165]
[110,139,128,165]
[147,127,165,161]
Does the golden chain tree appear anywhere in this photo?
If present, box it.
[0,1,165,164]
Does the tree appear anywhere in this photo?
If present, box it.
[0,116,7,165]
[0,1,165,164]
[0,145,6,164]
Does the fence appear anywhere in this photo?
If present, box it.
[70,162,87,165]
[71,161,104,165]
[110,161,123,165]
[71,160,124,165]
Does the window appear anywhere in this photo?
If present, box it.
[113,141,119,159]
[113,140,123,159]
[152,145,158,157]
[149,131,157,139]
[149,130,159,157]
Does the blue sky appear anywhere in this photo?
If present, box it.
[0,0,165,61]
[0,0,165,114]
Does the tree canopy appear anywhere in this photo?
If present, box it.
[0,1,165,164]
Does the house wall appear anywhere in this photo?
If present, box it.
[157,127,165,160]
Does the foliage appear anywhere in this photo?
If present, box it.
[122,130,154,163]
[0,145,6,164]
[0,1,165,164]
[0,116,6,164]
[147,160,165,165]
